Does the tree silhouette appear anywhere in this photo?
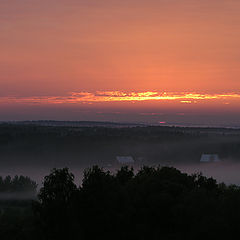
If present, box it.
[35,168,77,239]
[34,166,240,240]
[0,175,37,193]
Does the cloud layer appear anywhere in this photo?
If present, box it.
[1,91,240,105]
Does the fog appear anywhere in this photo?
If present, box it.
[1,124,240,191]
[1,160,240,191]
[175,161,240,185]
[0,164,87,188]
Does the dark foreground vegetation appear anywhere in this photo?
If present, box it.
[0,176,37,239]
[0,176,37,193]
[2,166,240,239]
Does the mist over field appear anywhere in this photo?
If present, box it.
[1,122,240,240]
[0,122,240,186]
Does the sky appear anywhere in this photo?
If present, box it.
[1,0,240,126]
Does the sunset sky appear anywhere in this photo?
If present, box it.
[1,0,240,126]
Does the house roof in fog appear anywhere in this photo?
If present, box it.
[116,156,134,164]
[200,154,220,162]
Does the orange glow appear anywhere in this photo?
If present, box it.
[1,0,240,97]
[1,91,240,105]
[1,1,240,123]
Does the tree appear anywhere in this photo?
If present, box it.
[116,166,134,185]
[35,168,77,239]
[34,166,240,240]
[38,168,76,205]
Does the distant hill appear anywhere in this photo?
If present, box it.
[2,120,145,128]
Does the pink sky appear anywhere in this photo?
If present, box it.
[0,0,240,125]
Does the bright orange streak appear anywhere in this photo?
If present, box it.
[1,91,240,104]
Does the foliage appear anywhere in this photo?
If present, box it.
[35,168,77,239]
[3,166,240,239]
[34,166,240,240]
[0,175,37,193]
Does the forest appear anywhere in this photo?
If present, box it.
[1,166,240,239]
[0,123,240,168]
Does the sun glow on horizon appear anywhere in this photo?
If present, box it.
[1,91,240,105]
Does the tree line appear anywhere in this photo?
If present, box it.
[0,175,37,193]
[33,166,240,240]
[2,166,240,239]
